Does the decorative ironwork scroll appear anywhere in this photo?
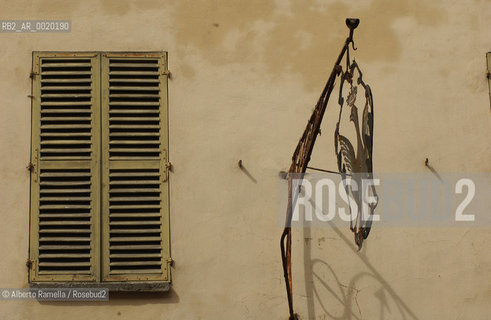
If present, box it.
[280,18,377,320]
[335,60,378,249]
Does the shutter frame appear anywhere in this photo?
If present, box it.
[101,52,171,282]
[29,52,101,282]
[487,52,491,110]
[29,51,170,286]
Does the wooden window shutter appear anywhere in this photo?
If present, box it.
[29,52,101,282]
[101,53,171,281]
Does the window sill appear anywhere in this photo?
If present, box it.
[29,281,170,292]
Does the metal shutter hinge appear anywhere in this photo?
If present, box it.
[163,161,172,182]
[162,70,172,79]
[26,259,34,270]
[32,148,39,182]
[166,258,174,267]
[29,71,38,79]
[162,148,172,182]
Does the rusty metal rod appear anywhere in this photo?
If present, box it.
[306,166,352,176]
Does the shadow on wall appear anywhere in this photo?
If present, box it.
[37,287,179,307]
[303,215,419,320]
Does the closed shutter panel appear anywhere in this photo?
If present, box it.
[29,53,100,282]
[101,53,170,281]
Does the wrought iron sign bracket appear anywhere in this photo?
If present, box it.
[279,18,377,320]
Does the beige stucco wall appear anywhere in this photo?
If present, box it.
[1,0,490,319]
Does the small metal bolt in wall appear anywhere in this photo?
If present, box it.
[278,171,288,180]
[425,158,429,166]
[238,160,243,168]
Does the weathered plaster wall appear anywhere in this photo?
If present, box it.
[0,0,490,319]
